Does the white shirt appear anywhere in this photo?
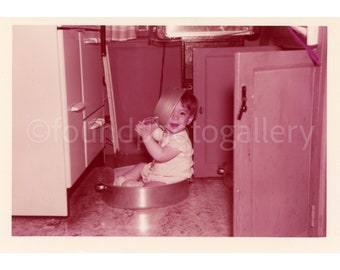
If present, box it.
[142,128,194,183]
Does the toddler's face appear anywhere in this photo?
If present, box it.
[166,101,193,134]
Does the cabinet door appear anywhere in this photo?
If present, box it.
[58,29,86,188]
[233,50,315,236]
[193,46,277,177]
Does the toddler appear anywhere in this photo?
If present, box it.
[113,89,198,187]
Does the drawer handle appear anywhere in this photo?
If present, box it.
[69,102,86,112]
[89,118,105,130]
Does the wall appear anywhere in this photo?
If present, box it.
[107,38,181,155]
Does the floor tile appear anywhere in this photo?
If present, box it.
[12,155,232,237]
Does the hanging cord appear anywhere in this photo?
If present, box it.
[158,42,166,98]
[287,26,321,66]
[100,25,106,57]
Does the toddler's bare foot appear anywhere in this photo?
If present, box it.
[122,180,144,187]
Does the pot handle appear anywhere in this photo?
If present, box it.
[95,182,108,192]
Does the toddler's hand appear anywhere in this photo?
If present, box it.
[135,122,153,139]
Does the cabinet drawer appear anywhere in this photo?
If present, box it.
[83,107,105,167]
[58,30,86,188]
[80,34,105,118]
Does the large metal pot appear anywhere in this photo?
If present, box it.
[95,165,190,209]
[96,179,190,209]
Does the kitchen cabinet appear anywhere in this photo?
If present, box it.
[233,49,316,236]
[193,46,278,177]
[12,26,105,216]
[59,28,105,172]
[233,31,326,236]
[193,28,326,236]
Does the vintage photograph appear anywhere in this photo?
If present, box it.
[11,22,327,239]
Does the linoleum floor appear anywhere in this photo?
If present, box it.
[12,155,233,237]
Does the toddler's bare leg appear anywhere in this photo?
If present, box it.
[121,162,146,181]
[114,165,135,178]
[113,162,146,186]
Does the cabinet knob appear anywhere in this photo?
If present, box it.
[217,167,225,175]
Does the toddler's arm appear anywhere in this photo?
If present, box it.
[135,122,180,162]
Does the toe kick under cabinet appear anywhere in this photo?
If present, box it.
[12,26,106,216]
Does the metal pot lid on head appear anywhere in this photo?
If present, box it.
[154,87,186,127]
